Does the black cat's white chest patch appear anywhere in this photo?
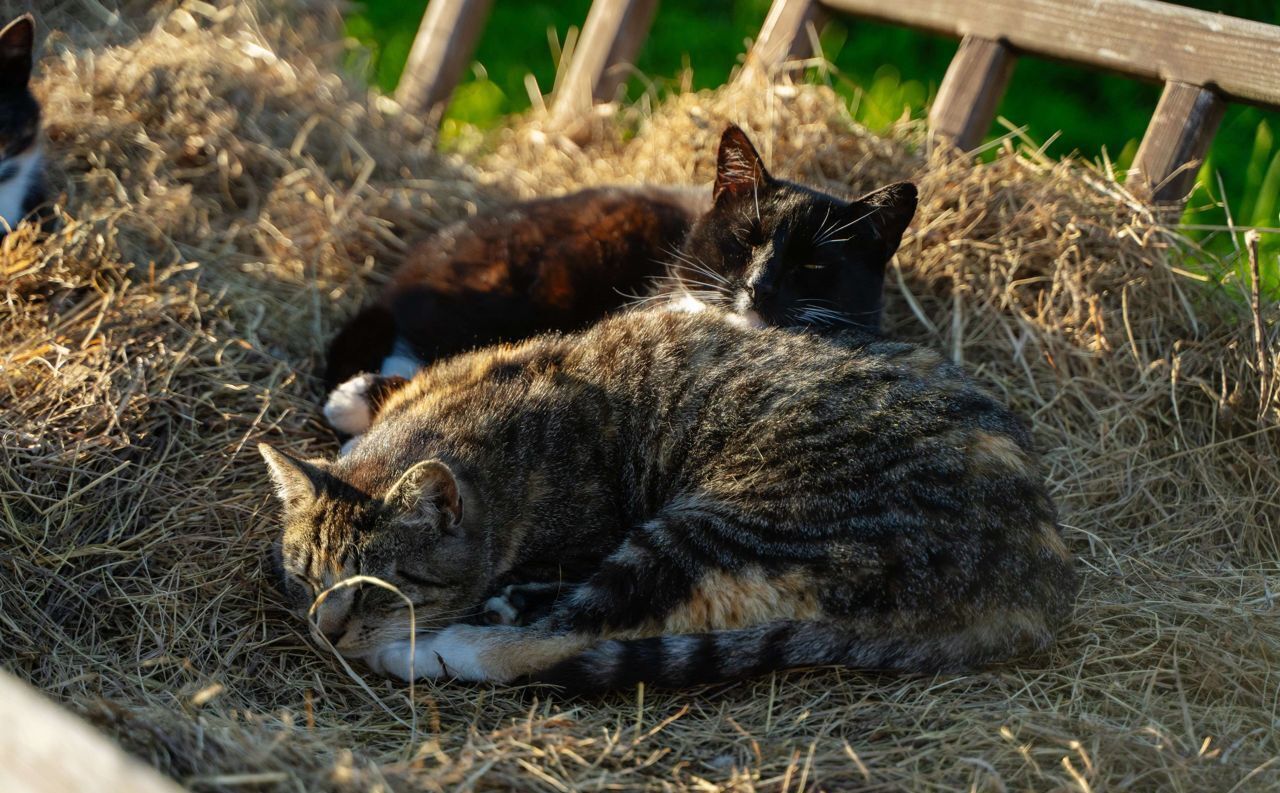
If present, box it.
[0,146,41,232]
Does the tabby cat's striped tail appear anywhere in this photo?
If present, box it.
[533,618,1052,693]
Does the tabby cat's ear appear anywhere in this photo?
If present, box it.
[259,444,327,510]
[385,460,463,532]
[0,15,34,90]
[855,181,918,254]
[714,125,770,203]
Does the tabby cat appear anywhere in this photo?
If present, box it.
[323,126,916,387]
[263,308,1077,692]
[0,14,46,237]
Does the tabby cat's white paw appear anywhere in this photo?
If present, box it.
[324,374,374,435]
[367,626,487,681]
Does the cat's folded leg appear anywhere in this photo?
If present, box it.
[540,528,698,635]
[367,625,594,683]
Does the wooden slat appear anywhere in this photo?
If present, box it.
[394,0,494,121]
[819,0,1280,110]
[552,0,660,123]
[1130,81,1225,205]
[929,35,1016,151]
[737,0,826,84]
[0,671,184,793]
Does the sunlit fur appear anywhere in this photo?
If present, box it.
[265,308,1077,691]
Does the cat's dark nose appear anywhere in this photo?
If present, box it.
[747,276,777,302]
[321,624,347,644]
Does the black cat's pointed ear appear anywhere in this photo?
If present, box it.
[385,459,463,533]
[260,444,328,511]
[714,125,770,203]
[0,15,35,90]
[855,181,917,254]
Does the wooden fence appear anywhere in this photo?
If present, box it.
[394,0,1280,209]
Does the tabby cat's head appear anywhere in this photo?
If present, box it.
[677,126,916,332]
[259,445,485,658]
[0,15,38,165]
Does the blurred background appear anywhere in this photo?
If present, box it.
[344,0,1280,266]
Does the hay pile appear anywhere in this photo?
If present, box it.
[3,3,1279,790]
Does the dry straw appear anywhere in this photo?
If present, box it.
[2,2,1278,791]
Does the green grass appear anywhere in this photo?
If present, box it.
[345,0,1280,279]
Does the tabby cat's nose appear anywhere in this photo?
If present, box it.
[313,587,355,645]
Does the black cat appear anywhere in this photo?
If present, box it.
[324,126,916,386]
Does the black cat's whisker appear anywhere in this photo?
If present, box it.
[672,289,731,304]
[621,292,674,308]
[814,217,859,246]
[615,284,662,300]
[796,298,843,309]
[815,206,833,239]
[650,271,730,295]
[666,250,730,285]
[797,306,856,326]
[815,207,879,246]
[664,277,728,294]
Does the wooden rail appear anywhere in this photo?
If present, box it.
[550,0,659,124]
[396,0,1280,208]
[394,0,493,119]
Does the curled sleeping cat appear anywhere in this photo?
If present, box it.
[324,125,917,387]
[262,307,1077,692]
[0,14,48,237]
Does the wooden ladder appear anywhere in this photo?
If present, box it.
[394,0,1280,210]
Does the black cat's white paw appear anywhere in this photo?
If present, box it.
[483,582,564,626]
[324,374,375,435]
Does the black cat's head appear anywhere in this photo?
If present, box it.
[677,125,916,333]
[0,15,39,164]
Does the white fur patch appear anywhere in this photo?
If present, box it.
[483,594,520,626]
[727,309,765,329]
[367,625,489,681]
[0,147,41,233]
[380,337,423,378]
[666,292,709,314]
[323,374,374,434]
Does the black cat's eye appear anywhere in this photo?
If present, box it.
[802,263,826,270]
[398,569,449,589]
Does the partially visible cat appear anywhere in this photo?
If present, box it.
[0,14,46,237]
[326,185,706,386]
[264,308,1077,692]
[323,126,916,387]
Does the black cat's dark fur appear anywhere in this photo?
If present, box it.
[325,186,704,388]
[0,14,46,237]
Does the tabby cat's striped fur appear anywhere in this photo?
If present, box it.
[261,308,1076,691]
